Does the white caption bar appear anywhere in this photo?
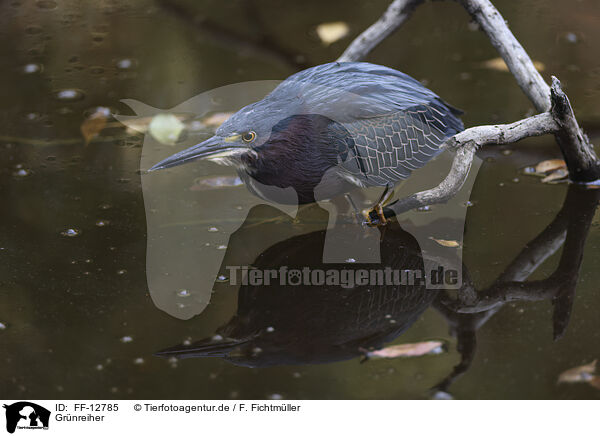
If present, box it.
[0,400,596,435]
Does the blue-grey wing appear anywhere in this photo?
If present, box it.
[335,102,462,186]
[268,61,462,120]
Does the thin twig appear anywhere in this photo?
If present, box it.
[0,133,141,147]
[156,0,308,70]
[337,0,424,62]
[389,143,476,215]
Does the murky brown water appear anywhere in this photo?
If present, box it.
[1,0,600,399]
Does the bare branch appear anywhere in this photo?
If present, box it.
[337,0,423,62]
[389,113,558,214]
[339,0,600,184]
[550,77,600,181]
[446,112,557,148]
[389,143,476,214]
[459,0,600,182]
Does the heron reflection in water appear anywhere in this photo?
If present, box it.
[156,184,598,395]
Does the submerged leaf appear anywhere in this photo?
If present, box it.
[535,159,567,173]
[123,119,150,134]
[481,57,545,72]
[557,359,597,383]
[81,107,110,145]
[316,21,350,45]
[429,237,460,248]
[119,114,190,135]
[202,112,234,128]
[526,159,569,184]
[481,57,508,71]
[431,391,454,400]
[364,341,445,359]
[190,176,243,191]
[149,113,185,145]
[589,376,600,390]
[541,168,569,184]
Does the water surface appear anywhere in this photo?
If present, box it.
[1,0,600,399]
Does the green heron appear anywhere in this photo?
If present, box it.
[149,62,463,224]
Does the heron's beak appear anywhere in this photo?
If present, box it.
[148,136,245,172]
[154,337,250,360]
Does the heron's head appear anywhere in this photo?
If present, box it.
[147,92,347,207]
[148,100,289,173]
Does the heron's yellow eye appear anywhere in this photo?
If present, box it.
[241,131,256,143]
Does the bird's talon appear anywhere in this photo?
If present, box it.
[361,206,388,227]
[360,185,393,227]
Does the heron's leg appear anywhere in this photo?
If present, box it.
[343,193,364,225]
[362,184,396,226]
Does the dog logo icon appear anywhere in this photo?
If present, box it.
[3,402,50,434]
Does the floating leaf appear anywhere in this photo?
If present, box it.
[541,168,569,184]
[202,112,234,128]
[429,237,460,248]
[363,341,445,359]
[526,159,569,184]
[481,57,545,72]
[316,21,350,46]
[557,360,596,383]
[365,341,445,359]
[535,159,567,173]
[190,176,243,191]
[81,107,110,145]
[148,113,185,145]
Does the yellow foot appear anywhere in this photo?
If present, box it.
[361,185,395,227]
[361,204,388,226]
